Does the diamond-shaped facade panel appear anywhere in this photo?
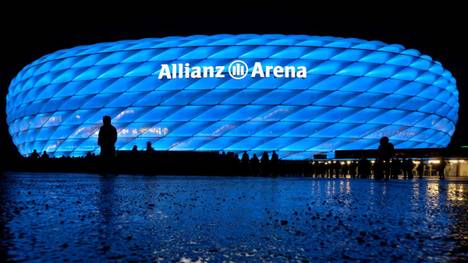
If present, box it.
[6,35,459,160]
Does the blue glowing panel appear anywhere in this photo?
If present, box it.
[6,35,459,160]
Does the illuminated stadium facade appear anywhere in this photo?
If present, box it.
[6,35,459,160]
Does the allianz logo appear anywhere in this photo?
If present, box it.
[158,60,307,80]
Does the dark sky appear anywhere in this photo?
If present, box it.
[0,3,466,162]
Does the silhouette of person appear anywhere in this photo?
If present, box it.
[401,158,408,178]
[30,149,40,159]
[391,158,401,179]
[406,158,415,179]
[240,151,250,175]
[310,161,316,177]
[129,145,139,165]
[417,159,425,178]
[231,152,241,175]
[41,151,49,159]
[378,137,395,160]
[342,161,349,177]
[251,154,260,176]
[377,136,395,180]
[319,161,325,177]
[85,151,93,159]
[327,161,333,178]
[131,145,138,152]
[241,151,249,164]
[271,151,279,163]
[335,161,342,178]
[349,160,357,178]
[439,158,447,179]
[271,151,279,177]
[146,141,154,154]
[98,116,117,160]
[358,158,371,178]
[260,151,270,176]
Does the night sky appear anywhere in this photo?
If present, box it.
[1,3,466,163]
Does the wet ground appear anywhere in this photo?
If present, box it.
[0,173,467,262]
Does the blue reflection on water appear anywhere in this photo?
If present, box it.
[0,173,466,262]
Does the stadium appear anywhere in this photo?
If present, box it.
[5,34,459,160]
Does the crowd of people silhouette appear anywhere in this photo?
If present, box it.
[24,116,450,179]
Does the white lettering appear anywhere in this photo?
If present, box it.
[273,66,284,78]
[297,66,307,79]
[158,64,171,79]
[203,66,214,78]
[251,62,264,78]
[284,66,295,78]
[215,66,225,78]
[191,67,201,78]
[158,62,308,80]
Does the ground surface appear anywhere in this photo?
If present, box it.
[0,173,467,262]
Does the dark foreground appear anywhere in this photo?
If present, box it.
[0,173,467,262]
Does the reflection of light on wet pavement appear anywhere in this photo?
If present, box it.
[448,183,465,201]
[0,173,467,262]
[426,183,440,207]
[339,180,351,194]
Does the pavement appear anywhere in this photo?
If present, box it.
[0,172,467,262]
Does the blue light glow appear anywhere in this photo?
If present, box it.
[6,35,459,160]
